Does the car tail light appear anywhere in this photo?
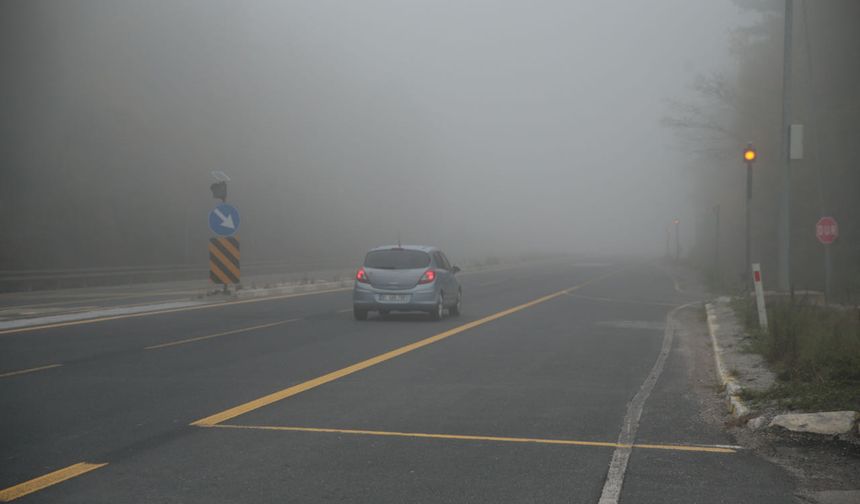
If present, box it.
[355,267,370,283]
[418,269,436,284]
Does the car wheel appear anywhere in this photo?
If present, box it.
[449,290,462,317]
[429,295,444,321]
[353,307,368,321]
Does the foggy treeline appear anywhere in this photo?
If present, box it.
[666,0,860,297]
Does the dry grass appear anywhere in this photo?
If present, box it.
[733,295,860,411]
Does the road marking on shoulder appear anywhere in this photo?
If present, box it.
[0,289,202,312]
[0,287,350,336]
[597,301,700,504]
[144,319,300,350]
[594,321,667,331]
[0,462,107,502]
[0,363,63,379]
[191,272,617,427]
[475,279,509,288]
[565,293,678,307]
[205,424,738,454]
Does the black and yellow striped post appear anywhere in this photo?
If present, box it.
[209,237,240,286]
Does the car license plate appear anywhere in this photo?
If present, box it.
[378,294,410,303]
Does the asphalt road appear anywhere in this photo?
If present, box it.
[0,259,795,503]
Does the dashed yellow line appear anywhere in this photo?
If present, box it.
[191,272,616,427]
[206,424,738,454]
[0,462,107,502]
[0,363,63,379]
[144,319,300,350]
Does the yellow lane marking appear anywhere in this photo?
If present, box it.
[191,272,615,427]
[144,319,300,350]
[206,424,738,454]
[0,287,350,336]
[0,363,63,379]
[0,462,107,502]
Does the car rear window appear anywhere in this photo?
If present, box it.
[364,249,431,269]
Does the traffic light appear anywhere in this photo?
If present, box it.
[210,181,227,202]
[743,143,757,163]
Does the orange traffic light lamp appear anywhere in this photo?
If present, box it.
[743,143,757,163]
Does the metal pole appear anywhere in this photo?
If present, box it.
[801,1,834,304]
[184,205,190,264]
[714,205,720,279]
[665,226,670,258]
[746,163,752,291]
[777,0,794,290]
[824,244,832,303]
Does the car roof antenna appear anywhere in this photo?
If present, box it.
[396,231,401,248]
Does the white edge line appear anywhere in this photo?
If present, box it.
[597,301,700,504]
[0,363,63,378]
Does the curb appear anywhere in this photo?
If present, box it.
[706,298,860,437]
[0,282,352,332]
[235,280,351,299]
[705,301,751,418]
[0,300,207,332]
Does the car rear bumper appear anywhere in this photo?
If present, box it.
[353,283,438,311]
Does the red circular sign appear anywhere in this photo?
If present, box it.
[816,216,839,244]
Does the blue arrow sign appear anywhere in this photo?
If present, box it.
[209,203,240,236]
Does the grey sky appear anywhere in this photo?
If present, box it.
[1,1,746,266]
[236,0,744,256]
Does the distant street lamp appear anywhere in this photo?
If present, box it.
[743,143,757,288]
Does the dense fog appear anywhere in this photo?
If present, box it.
[0,1,786,269]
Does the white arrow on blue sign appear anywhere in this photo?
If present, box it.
[209,203,240,236]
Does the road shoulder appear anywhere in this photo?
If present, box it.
[704,297,860,504]
[620,303,795,503]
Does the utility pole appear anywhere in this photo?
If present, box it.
[184,204,190,264]
[777,0,794,291]
[713,205,720,279]
[743,144,757,290]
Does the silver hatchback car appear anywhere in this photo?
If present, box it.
[353,245,462,321]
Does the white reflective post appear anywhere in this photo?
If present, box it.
[752,263,768,331]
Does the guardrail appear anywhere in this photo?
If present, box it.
[0,258,352,293]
